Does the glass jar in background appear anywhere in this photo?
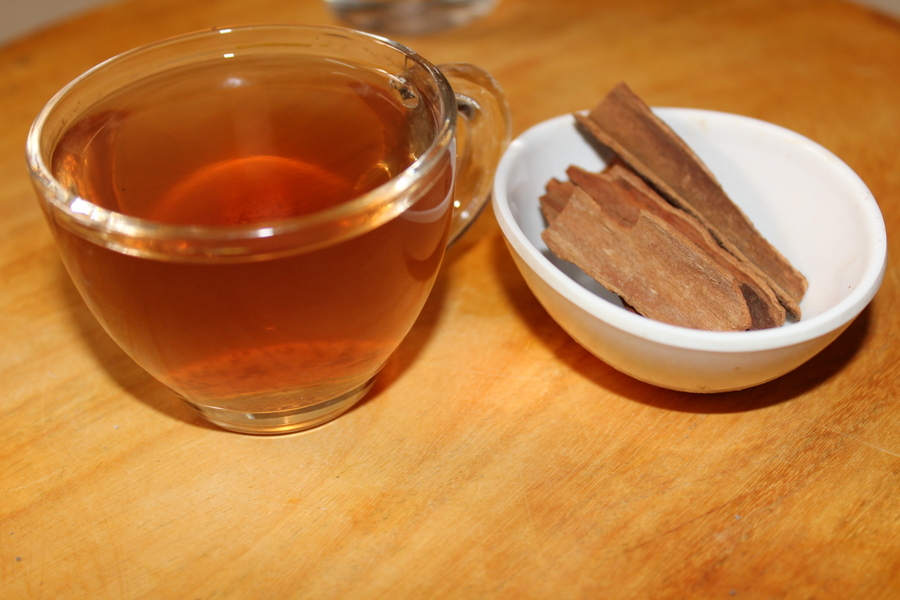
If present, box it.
[326,0,498,35]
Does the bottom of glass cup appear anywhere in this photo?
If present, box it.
[182,376,376,435]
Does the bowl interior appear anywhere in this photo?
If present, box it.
[493,109,887,347]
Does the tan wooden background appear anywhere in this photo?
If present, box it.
[1,0,899,597]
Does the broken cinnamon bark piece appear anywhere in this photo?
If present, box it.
[539,178,574,223]
[567,164,785,329]
[542,186,753,331]
[574,82,807,318]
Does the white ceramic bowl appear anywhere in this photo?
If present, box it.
[492,109,887,392]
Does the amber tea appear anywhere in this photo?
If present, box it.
[47,54,454,421]
[30,24,510,434]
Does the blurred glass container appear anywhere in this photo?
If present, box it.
[326,0,498,35]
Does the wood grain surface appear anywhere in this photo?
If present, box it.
[2,0,899,597]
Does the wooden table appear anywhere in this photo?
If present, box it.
[2,0,899,597]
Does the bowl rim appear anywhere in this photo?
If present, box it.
[492,109,888,353]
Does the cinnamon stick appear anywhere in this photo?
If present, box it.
[542,186,752,331]
[567,164,785,329]
[574,82,807,318]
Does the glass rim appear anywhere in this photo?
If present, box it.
[25,23,458,246]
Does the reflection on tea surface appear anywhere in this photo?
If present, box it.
[53,54,433,224]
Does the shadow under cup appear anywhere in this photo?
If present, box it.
[27,25,510,434]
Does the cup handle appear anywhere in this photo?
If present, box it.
[438,63,512,245]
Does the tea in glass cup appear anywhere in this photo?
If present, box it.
[27,25,510,434]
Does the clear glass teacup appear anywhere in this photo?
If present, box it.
[27,24,510,434]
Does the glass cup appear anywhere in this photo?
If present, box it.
[27,24,510,434]
[326,0,498,35]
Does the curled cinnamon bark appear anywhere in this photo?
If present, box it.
[539,83,806,330]
[568,165,785,329]
[542,187,752,331]
[574,82,806,318]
